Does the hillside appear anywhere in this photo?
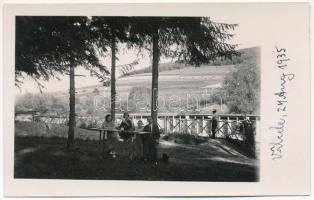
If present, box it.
[41,47,259,99]
[120,47,260,77]
[15,47,260,116]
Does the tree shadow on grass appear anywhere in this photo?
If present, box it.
[14,137,258,182]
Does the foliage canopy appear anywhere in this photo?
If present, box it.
[15,16,109,89]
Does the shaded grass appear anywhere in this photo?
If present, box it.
[14,136,258,181]
[15,121,99,140]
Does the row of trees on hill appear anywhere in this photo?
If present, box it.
[15,16,237,150]
[222,49,260,114]
[15,93,67,114]
[207,47,261,114]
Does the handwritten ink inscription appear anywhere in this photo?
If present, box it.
[269,46,295,161]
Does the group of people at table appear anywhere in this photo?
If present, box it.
[101,112,160,165]
[100,109,219,165]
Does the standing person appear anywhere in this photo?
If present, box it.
[118,112,135,160]
[143,116,160,165]
[211,109,218,139]
[137,120,144,130]
[243,118,256,158]
[118,112,135,139]
[101,114,117,157]
[133,120,144,160]
[136,119,146,160]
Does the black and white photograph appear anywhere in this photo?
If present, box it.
[13,15,260,182]
[3,2,310,197]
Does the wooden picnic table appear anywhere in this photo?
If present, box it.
[88,127,149,155]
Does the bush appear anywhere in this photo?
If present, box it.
[78,121,87,129]
[127,86,151,113]
[215,47,261,114]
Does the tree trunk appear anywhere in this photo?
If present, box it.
[67,64,75,151]
[151,30,159,126]
[111,36,116,122]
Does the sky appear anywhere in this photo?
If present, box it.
[15,11,263,95]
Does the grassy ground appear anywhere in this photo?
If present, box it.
[14,132,259,181]
[15,121,100,140]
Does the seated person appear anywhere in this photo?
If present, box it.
[102,114,115,129]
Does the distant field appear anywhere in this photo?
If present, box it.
[50,47,261,103]
[47,64,235,114]
[75,65,236,102]
[43,64,236,115]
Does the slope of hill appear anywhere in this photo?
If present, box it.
[46,47,259,99]
[15,47,260,115]
[121,47,259,77]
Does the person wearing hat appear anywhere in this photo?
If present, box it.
[211,109,218,139]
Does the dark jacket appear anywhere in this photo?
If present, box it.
[143,123,160,140]
[118,119,135,131]
[212,114,218,127]
[118,119,135,141]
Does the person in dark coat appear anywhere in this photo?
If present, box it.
[243,119,256,158]
[211,109,218,139]
[118,112,135,140]
[142,116,160,164]
[118,112,135,160]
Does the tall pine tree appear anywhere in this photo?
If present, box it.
[15,16,109,150]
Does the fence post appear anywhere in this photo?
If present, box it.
[178,116,181,133]
[223,117,228,138]
[207,118,211,136]
[201,116,204,134]
[163,116,167,134]
[227,116,231,137]
[183,116,187,134]
[167,116,170,134]
[192,116,197,135]
[172,115,175,133]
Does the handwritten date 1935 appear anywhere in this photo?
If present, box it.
[274,46,295,113]
[270,47,295,161]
